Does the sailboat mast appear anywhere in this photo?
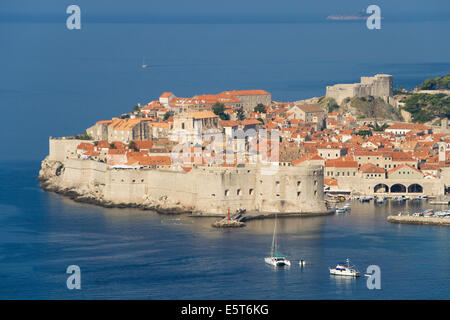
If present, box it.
[270,217,277,257]
[271,214,278,257]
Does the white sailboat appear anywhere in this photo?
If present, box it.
[264,214,291,267]
[141,57,148,69]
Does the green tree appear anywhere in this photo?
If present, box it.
[129,141,138,151]
[417,74,450,90]
[237,106,246,120]
[213,103,230,120]
[133,105,140,112]
[355,130,372,137]
[163,111,174,120]
[254,103,266,113]
[110,143,116,149]
[76,133,93,140]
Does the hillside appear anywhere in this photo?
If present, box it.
[401,93,450,123]
[320,96,403,121]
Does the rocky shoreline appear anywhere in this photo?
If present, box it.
[39,178,191,215]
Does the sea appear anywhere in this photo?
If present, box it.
[1,13,450,299]
[0,161,449,299]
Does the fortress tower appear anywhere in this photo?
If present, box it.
[326,74,393,105]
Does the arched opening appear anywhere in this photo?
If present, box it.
[390,184,406,193]
[374,183,389,193]
[408,184,423,193]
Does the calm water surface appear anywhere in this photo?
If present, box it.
[0,162,449,299]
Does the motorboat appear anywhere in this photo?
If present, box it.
[436,210,450,217]
[329,259,360,277]
[375,197,385,204]
[335,207,346,214]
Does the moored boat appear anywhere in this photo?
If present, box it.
[329,259,360,277]
[265,213,291,267]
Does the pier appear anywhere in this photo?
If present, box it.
[387,215,450,226]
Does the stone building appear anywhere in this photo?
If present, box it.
[86,118,152,143]
[220,90,271,112]
[326,74,393,105]
[288,104,325,130]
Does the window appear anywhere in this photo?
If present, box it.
[237,189,242,196]
[249,189,254,195]
[225,189,229,196]
[297,181,301,186]
[297,191,301,198]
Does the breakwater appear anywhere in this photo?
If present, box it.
[387,215,450,226]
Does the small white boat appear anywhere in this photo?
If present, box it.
[141,57,148,69]
[335,207,346,214]
[265,214,291,267]
[329,259,360,277]
[343,204,351,211]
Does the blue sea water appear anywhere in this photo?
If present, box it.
[1,16,450,161]
[1,12,450,299]
[0,161,449,299]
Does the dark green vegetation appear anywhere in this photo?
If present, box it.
[319,97,339,113]
[213,103,230,120]
[236,106,246,120]
[368,122,390,131]
[76,133,93,140]
[129,141,138,151]
[355,129,372,136]
[402,93,450,123]
[254,103,266,113]
[163,111,174,120]
[417,74,450,90]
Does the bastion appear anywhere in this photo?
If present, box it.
[39,138,329,216]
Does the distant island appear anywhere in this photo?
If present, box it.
[326,10,383,21]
